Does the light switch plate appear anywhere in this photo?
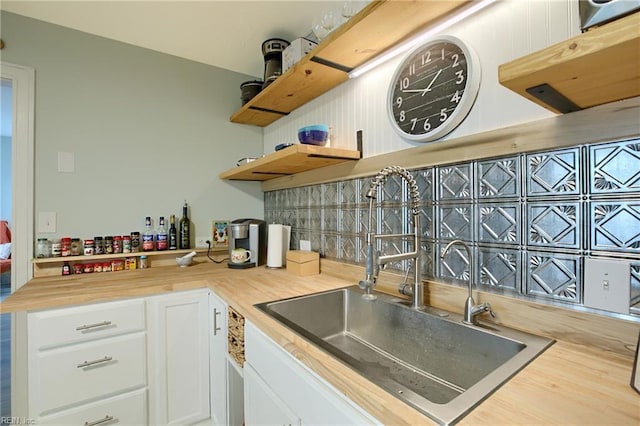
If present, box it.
[300,240,311,251]
[38,211,56,233]
[57,151,75,173]
[584,257,630,314]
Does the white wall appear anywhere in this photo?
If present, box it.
[264,0,579,155]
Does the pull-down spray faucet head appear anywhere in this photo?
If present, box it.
[359,166,423,308]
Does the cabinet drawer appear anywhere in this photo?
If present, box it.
[29,332,147,416]
[37,388,147,425]
[29,298,146,350]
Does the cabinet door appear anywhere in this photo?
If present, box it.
[245,321,380,425]
[147,290,211,425]
[244,363,301,426]
[210,292,228,426]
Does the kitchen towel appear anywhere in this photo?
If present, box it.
[267,224,291,269]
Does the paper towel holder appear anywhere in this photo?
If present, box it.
[267,223,291,269]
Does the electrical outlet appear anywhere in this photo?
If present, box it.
[195,237,210,248]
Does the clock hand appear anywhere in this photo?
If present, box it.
[400,69,444,94]
[421,69,442,96]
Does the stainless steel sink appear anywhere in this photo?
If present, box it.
[256,286,554,425]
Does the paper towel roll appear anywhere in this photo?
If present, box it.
[267,224,290,269]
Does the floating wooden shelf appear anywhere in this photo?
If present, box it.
[219,144,361,181]
[230,0,471,127]
[32,248,225,277]
[499,12,640,114]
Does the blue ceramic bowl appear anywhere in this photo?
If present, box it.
[298,125,329,146]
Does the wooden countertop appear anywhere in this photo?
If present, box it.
[2,261,639,425]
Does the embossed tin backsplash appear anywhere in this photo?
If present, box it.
[264,138,640,317]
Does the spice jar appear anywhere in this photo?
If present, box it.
[83,263,94,273]
[104,236,114,254]
[83,239,95,256]
[139,255,148,269]
[130,232,140,252]
[111,258,125,271]
[36,238,52,258]
[70,238,82,256]
[126,257,137,269]
[123,235,132,253]
[51,240,62,257]
[113,235,123,254]
[94,236,104,255]
[72,263,83,274]
[61,237,72,257]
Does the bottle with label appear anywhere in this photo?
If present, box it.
[142,216,155,252]
[156,216,168,251]
[179,201,190,249]
[169,214,178,250]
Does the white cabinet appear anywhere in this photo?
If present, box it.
[210,291,228,425]
[37,388,147,425]
[244,321,381,426]
[210,291,245,426]
[147,289,211,425]
[27,298,148,421]
[244,363,301,426]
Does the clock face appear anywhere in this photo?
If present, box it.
[388,35,480,142]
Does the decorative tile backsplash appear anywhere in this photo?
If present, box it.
[264,138,640,316]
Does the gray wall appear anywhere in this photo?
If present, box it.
[0,11,263,242]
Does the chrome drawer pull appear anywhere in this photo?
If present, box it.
[213,308,221,335]
[76,321,112,331]
[77,356,113,368]
[84,415,114,426]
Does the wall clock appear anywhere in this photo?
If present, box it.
[388,35,481,143]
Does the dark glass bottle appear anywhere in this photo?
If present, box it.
[179,201,190,249]
[169,214,178,250]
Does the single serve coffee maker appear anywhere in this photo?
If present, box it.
[228,218,266,269]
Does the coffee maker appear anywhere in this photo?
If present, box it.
[261,38,290,89]
[228,218,266,269]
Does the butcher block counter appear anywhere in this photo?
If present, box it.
[2,260,639,425]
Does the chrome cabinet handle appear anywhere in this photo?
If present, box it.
[213,308,221,336]
[84,415,114,426]
[76,321,112,331]
[77,356,113,368]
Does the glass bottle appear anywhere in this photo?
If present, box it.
[179,201,190,249]
[156,216,168,251]
[169,214,178,250]
[142,217,155,252]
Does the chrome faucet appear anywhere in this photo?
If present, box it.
[358,166,423,309]
[440,239,495,325]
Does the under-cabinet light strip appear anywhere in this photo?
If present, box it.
[348,0,497,79]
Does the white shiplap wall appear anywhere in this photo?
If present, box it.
[263,0,579,157]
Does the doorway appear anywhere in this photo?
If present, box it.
[0,76,12,416]
[0,62,35,418]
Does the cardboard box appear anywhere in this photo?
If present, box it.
[282,38,318,74]
[286,250,320,276]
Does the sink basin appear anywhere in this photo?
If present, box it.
[256,286,554,425]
